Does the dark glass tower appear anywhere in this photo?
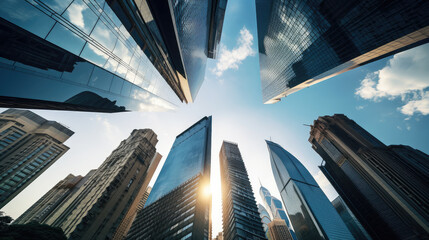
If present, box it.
[309,114,429,239]
[0,109,74,208]
[219,141,266,240]
[127,116,212,240]
[44,129,159,239]
[107,0,228,102]
[255,0,429,104]
[331,197,372,240]
[0,0,228,111]
[266,140,353,240]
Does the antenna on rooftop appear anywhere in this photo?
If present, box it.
[303,124,312,127]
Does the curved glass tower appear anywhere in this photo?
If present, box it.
[266,140,354,240]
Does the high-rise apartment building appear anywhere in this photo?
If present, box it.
[266,140,353,240]
[44,129,160,239]
[255,0,429,104]
[0,109,74,208]
[219,141,266,240]
[267,219,292,240]
[127,116,212,240]
[309,114,429,239]
[331,197,372,240]
[257,204,271,239]
[0,0,227,112]
[259,185,295,239]
[14,170,95,225]
[112,153,160,240]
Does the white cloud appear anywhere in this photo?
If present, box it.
[356,105,364,110]
[67,2,86,29]
[356,43,429,116]
[213,27,255,76]
[95,115,121,142]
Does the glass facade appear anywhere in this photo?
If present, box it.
[255,0,429,103]
[220,141,266,240]
[0,0,180,112]
[266,140,353,240]
[259,185,295,239]
[128,117,212,240]
[145,116,212,206]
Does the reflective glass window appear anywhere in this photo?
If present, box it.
[0,1,55,38]
[116,64,128,78]
[62,61,94,85]
[63,0,98,34]
[110,76,123,94]
[121,81,132,97]
[80,43,109,67]
[113,40,132,64]
[43,0,73,13]
[90,19,118,51]
[88,67,113,91]
[14,62,62,78]
[104,57,119,73]
[46,23,85,56]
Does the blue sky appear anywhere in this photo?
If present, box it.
[2,0,429,236]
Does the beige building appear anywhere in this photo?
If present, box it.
[14,170,95,224]
[213,232,223,240]
[0,109,74,208]
[44,129,160,239]
[268,219,293,240]
[112,150,159,240]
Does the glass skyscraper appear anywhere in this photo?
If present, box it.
[309,114,429,239]
[0,0,227,112]
[127,116,212,240]
[257,203,271,237]
[259,185,295,239]
[266,140,354,240]
[0,109,74,208]
[219,141,266,240]
[255,0,429,104]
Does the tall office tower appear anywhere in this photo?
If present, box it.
[266,140,354,240]
[331,197,372,240]
[267,219,292,240]
[44,129,159,239]
[14,170,95,225]
[214,232,224,240]
[112,153,160,240]
[219,141,266,240]
[106,0,228,103]
[0,0,227,112]
[309,114,429,239]
[127,116,212,240]
[259,185,295,239]
[257,204,272,238]
[255,0,429,104]
[0,109,74,208]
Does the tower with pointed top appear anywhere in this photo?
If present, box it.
[266,140,353,240]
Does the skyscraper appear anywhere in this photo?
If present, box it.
[0,0,228,112]
[309,114,429,239]
[259,185,295,239]
[267,219,292,240]
[257,204,271,238]
[44,129,160,239]
[255,0,429,104]
[0,109,74,208]
[127,116,212,240]
[112,152,160,240]
[219,141,266,240]
[14,170,95,225]
[331,197,372,240]
[266,140,354,240]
